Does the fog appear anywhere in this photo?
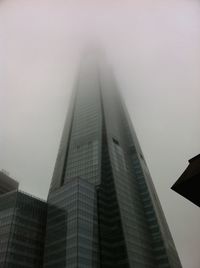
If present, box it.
[0,0,200,267]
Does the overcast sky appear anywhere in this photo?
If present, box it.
[0,0,200,267]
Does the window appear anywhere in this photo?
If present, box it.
[112,138,119,145]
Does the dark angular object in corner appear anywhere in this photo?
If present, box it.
[171,154,200,207]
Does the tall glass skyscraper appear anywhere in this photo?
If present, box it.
[44,54,182,268]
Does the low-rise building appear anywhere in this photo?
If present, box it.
[0,190,47,268]
[0,171,19,195]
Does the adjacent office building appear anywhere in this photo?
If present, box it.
[44,55,182,268]
[0,190,47,268]
[0,170,19,195]
[172,154,200,207]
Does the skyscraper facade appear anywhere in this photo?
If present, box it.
[44,55,182,268]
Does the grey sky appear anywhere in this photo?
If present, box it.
[0,0,200,267]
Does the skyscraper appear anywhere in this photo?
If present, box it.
[44,54,182,268]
